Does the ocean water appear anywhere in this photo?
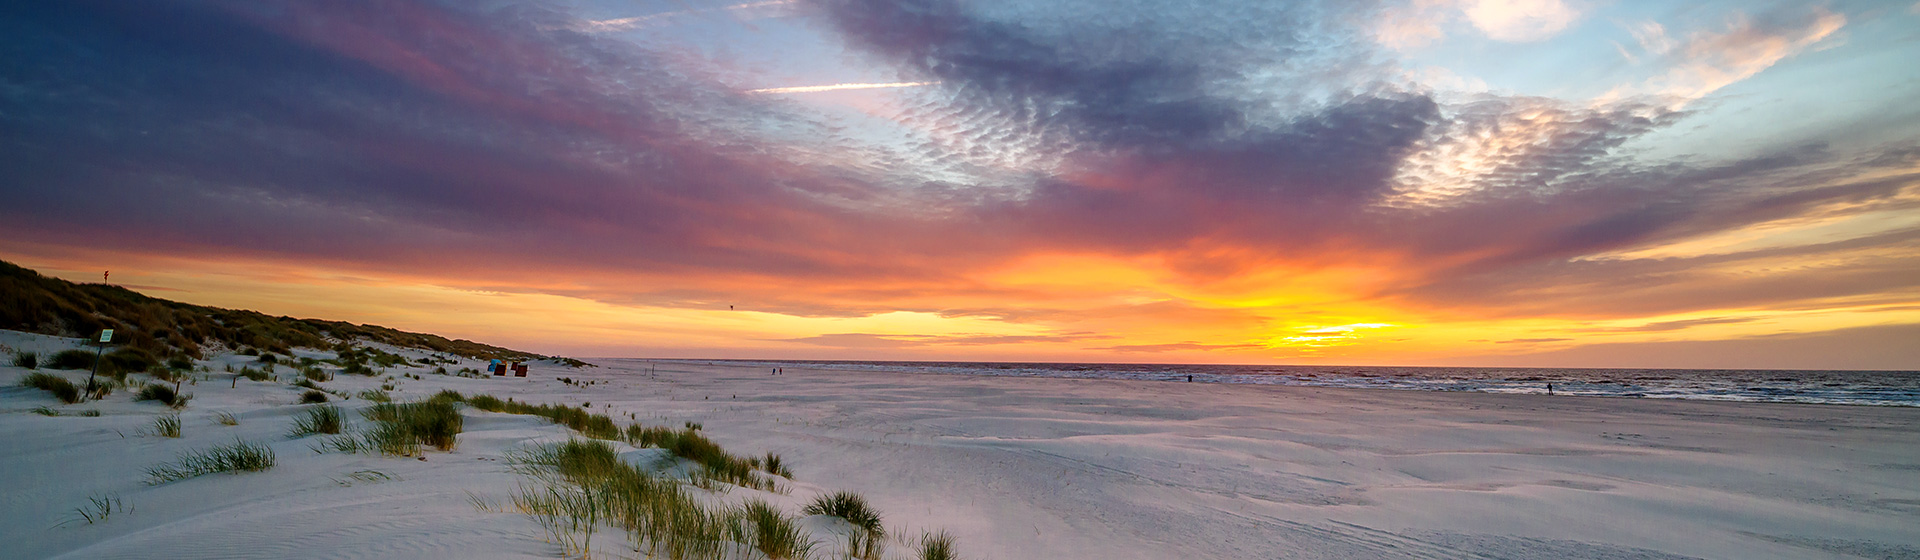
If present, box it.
[684,360,1920,407]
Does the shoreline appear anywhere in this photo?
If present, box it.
[636,357,1920,409]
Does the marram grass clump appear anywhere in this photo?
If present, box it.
[317,400,462,456]
[289,405,345,437]
[806,491,886,560]
[510,439,749,560]
[21,372,82,404]
[135,383,190,408]
[149,414,182,438]
[146,440,275,483]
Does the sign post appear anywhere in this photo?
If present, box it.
[85,329,113,400]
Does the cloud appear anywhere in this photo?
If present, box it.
[577,0,796,33]
[747,81,938,94]
[777,332,1111,348]
[1614,8,1845,105]
[1494,338,1571,344]
[1460,0,1581,42]
[1372,0,1583,49]
[1575,317,1758,333]
[0,0,1913,363]
[1087,342,1266,353]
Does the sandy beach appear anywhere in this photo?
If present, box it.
[4,334,1917,559]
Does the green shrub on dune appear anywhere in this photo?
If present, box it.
[12,351,37,369]
[103,348,157,374]
[48,349,95,370]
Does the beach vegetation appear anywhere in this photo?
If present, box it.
[299,389,329,403]
[238,366,271,382]
[135,382,189,407]
[805,491,885,560]
[48,349,95,370]
[463,392,776,490]
[149,414,182,438]
[103,347,158,374]
[762,452,794,479]
[365,401,463,451]
[57,493,129,527]
[146,439,276,483]
[31,406,60,416]
[289,405,346,437]
[299,365,330,382]
[81,409,101,417]
[167,355,193,371]
[735,498,816,560]
[914,530,958,560]
[1,259,544,362]
[214,411,239,426]
[357,389,391,402]
[12,351,37,369]
[320,400,461,456]
[511,439,739,560]
[22,372,82,403]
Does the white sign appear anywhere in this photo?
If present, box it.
[99,329,114,343]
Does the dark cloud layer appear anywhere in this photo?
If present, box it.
[1,0,1914,326]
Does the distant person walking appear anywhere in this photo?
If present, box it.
[1548,382,1555,396]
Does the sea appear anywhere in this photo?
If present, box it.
[678,360,1920,407]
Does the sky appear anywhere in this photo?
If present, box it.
[2,0,1918,369]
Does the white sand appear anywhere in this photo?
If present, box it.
[3,332,1917,559]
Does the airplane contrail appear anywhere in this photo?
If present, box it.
[746,82,940,94]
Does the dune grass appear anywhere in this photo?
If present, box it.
[31,406,60,416]
[356,389,391,403]
[57,493,129,528]
[21,372,82,404]
[289,405,345,437]
[47,349,95,370]
[511,439,756,560]
[135,382,189,408]
[214,411,239,426]
[365,401,462,450]
[428,389,465,404]
[317,400,461,456]
[149,414,182,438]
[237,366,271,382]
[299,366,330,382]
[736,498,816,560]
[462,393,779,490]
[805,492,886,560]
[915,530,957,560]
[762,452,794,479]
[12,351,37,369]
[628,425,771,490]
[299,389,328,403]
[146,440,275,484]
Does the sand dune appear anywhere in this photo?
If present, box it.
[4,334,1916,559]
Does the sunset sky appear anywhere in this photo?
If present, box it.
[3,0,1918,369]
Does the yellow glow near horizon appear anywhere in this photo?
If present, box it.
[5,238,1916,367]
